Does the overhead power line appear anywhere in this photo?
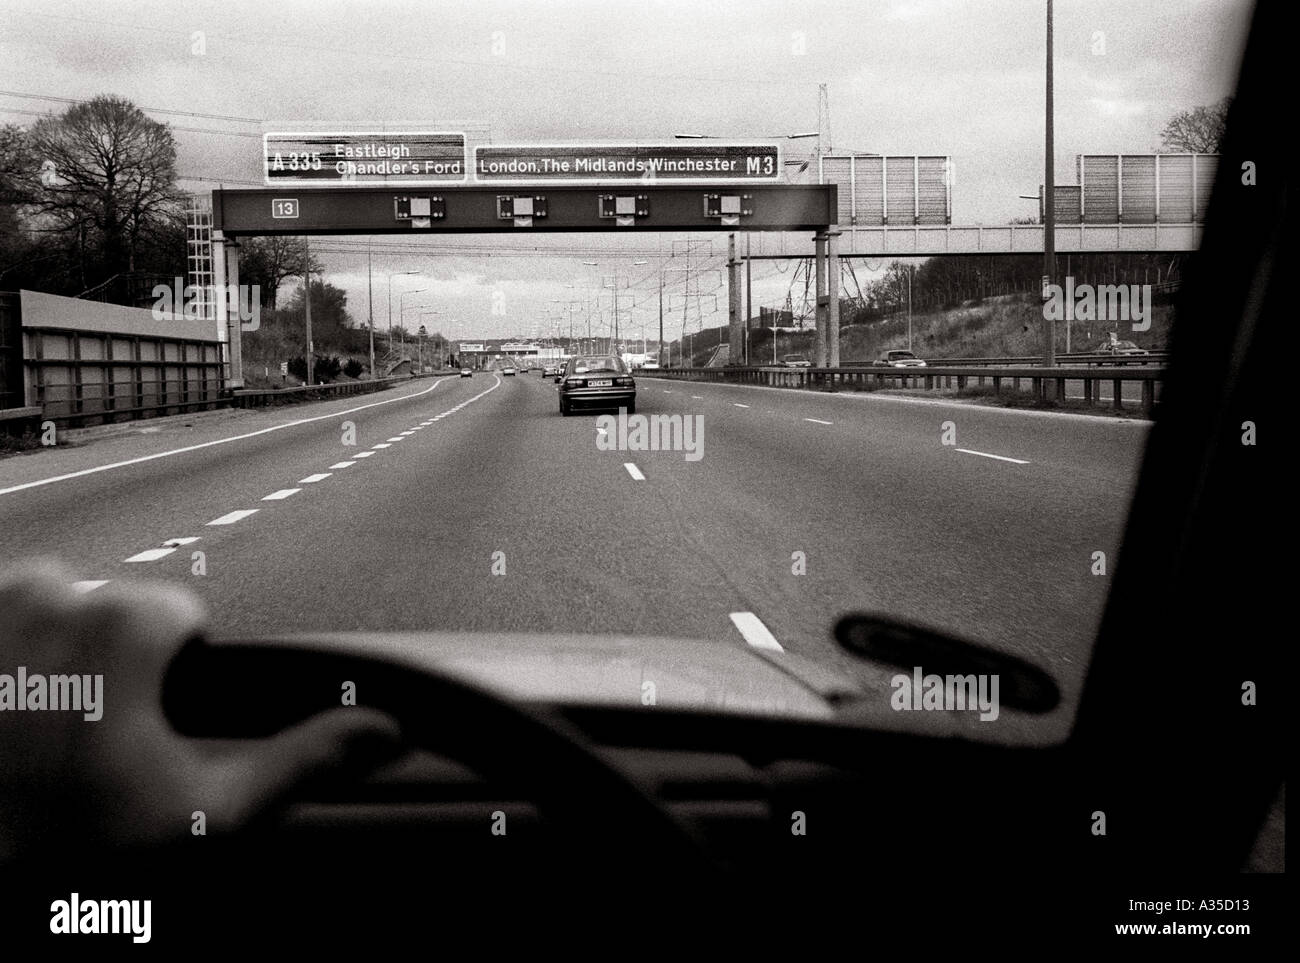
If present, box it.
[0,89,264,124]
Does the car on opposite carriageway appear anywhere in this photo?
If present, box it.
[874,349,927,368]
[1087,339,1150,357]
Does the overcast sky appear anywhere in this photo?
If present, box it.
[1,0,1253,342]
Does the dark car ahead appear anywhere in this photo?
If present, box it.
[559,355,636,416]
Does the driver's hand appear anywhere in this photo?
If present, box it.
[0,561,403,864]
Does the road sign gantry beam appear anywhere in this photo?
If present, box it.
[212,184,837,237]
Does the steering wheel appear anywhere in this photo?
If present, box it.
[162,637,717,875]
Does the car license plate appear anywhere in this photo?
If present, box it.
[590,379,612,387]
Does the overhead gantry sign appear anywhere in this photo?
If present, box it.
[210,135,844,388]
[211,184,837,236]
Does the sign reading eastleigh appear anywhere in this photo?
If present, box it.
[264,132,467,186]
[474,143,781,183]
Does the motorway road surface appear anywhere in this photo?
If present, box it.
[0,373,1149,739]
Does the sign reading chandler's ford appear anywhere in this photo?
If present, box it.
[264,132,467,186]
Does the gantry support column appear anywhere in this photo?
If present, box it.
[827,228,841,368]
[224,239,244,388]
[727,233,743,366]
[813,233,828,367]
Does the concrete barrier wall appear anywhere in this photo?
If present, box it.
[16,290,224,424]
[19,289,222,342]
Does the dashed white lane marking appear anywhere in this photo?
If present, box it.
[804,418,834,425]
[263,489,300,500]
[624,463,645,481]
[328,461,356,469]
[733,403,750,408]
[72,580,109,593]
[955,448,1030,465]
[298,473,332,483]
[399,431,415,436]
[372,443,391,449]
[729,612,784,652]
[0,379,449,497]
[663,389,673,393]
[691,395,703,399]
[354,451,374,457]
[124,547,176,563]
[207,509,259,526]
[385,437,405,442]
[163,537,200,546]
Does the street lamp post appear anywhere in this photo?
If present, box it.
[387,271,420,344]
[367,239,375,379]
[399,290,428,351]
[303,236,313,385]
[1043,0,1057,378]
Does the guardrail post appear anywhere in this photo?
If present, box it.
[1141,379,1154,415]
[1084,378,1094,405]
[1112,378,1123,410]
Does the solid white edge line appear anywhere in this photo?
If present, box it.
[207,509,259,526]
[624,463,645,481]
[0,379,449,497]
[729,612,784,652]
[954,448,1030,465]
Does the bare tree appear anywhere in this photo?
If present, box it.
[19,96,182,281]
[1159,98,1231,153]
[240,236,322,309]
